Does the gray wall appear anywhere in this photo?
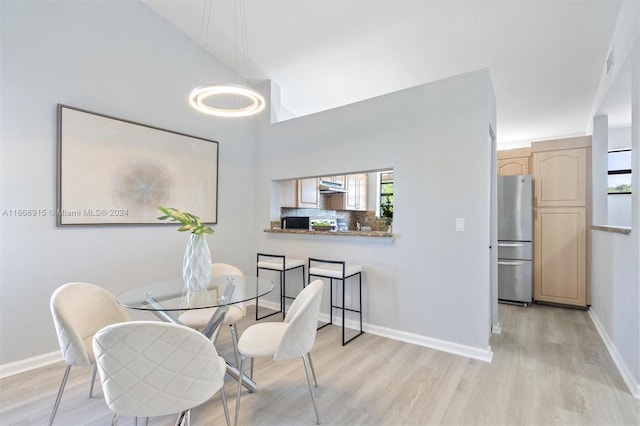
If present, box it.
[0,0,257,364]
[254,72,496,351]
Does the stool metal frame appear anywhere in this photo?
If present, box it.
[308,257,364,345]
[256,253,305,321]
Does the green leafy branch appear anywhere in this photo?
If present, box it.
[157,206,214,235]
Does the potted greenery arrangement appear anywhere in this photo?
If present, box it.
[157,206,214,291]
[381,197,393,232]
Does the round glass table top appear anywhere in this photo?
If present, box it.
[117,275,275,312]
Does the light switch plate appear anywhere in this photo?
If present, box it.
[456,218,465,232]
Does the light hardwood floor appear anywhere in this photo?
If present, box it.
[1,304,639,425]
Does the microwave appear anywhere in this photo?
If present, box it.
[281,216,310,229]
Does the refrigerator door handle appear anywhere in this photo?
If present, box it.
[498,260,525,266]
[498,242,524,247]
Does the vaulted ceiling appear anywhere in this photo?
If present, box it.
[142,0,624,146]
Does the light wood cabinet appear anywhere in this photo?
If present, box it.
[498,157,530,175]
[280,175,366,211]
[533,207,587,306]
[297,178,319,208]
[279,180,297,208]
[531,136,591,307]
[532,148,587,207]
[345,174,367,211]
[497,147,531,176]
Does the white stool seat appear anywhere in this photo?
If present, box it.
[257,258,305,271]
[308,263,362,279]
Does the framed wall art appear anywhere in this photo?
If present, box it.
[56,104,218,226]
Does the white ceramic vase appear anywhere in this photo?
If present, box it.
[182,233,212,291]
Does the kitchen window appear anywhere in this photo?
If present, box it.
[608,149,632,194]
[379,171,394,223]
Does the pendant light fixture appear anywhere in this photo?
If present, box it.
[189,0,265,118]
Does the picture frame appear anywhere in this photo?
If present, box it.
[56,104,218,226]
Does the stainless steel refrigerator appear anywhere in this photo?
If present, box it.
[498,174,533,305]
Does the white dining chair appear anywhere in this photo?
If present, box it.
[92,320,230,426]
[49,282,131,425]
[234,279,324,425]
[178,263,246,366]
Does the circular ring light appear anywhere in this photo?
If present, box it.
[189,84,266,118]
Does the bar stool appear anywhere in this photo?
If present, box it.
[308,257,364,345]
[256,253,306,320]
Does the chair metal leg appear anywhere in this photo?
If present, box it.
[307,353,318,387]
[89,364,98,397]
[229,324,240,368]
[302,354,321,425]
[220,385,231,426]
[249,357,254,379]
[234,355,247,426]
[281,270,286,320]
[174,410,189,426]
[111,412,120,426]
[49,364,71,426]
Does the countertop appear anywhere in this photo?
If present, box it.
[591,224,631,235]
[264,228,393,238]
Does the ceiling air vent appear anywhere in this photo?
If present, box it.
[606,45,614,74]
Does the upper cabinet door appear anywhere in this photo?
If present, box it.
[297,178,319,208]
[497,157,530,176]
[533,148,587,207]
[497,147,531,176]
[344,174,368,211]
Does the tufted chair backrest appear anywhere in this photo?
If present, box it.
[273,280,323,361]
[92,320,225,418]
[50,282,131,366]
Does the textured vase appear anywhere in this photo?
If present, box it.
[182,233,212,291]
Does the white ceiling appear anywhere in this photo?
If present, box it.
[142,0,624,146]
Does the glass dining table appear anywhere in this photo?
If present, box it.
[117,275,275,392]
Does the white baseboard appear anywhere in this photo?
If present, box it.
[262,299,493,363]
[0,351,61,379]
[1,302,494,378]
[364,322,493,362]
[588,309,640,398]
[492,322,502,334]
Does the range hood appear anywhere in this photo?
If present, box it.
[318,180,347,193]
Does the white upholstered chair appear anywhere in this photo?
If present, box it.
[92,320,230,426]
[178,263,246,366]
[49,282,131,425]
[234,279,324,425]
